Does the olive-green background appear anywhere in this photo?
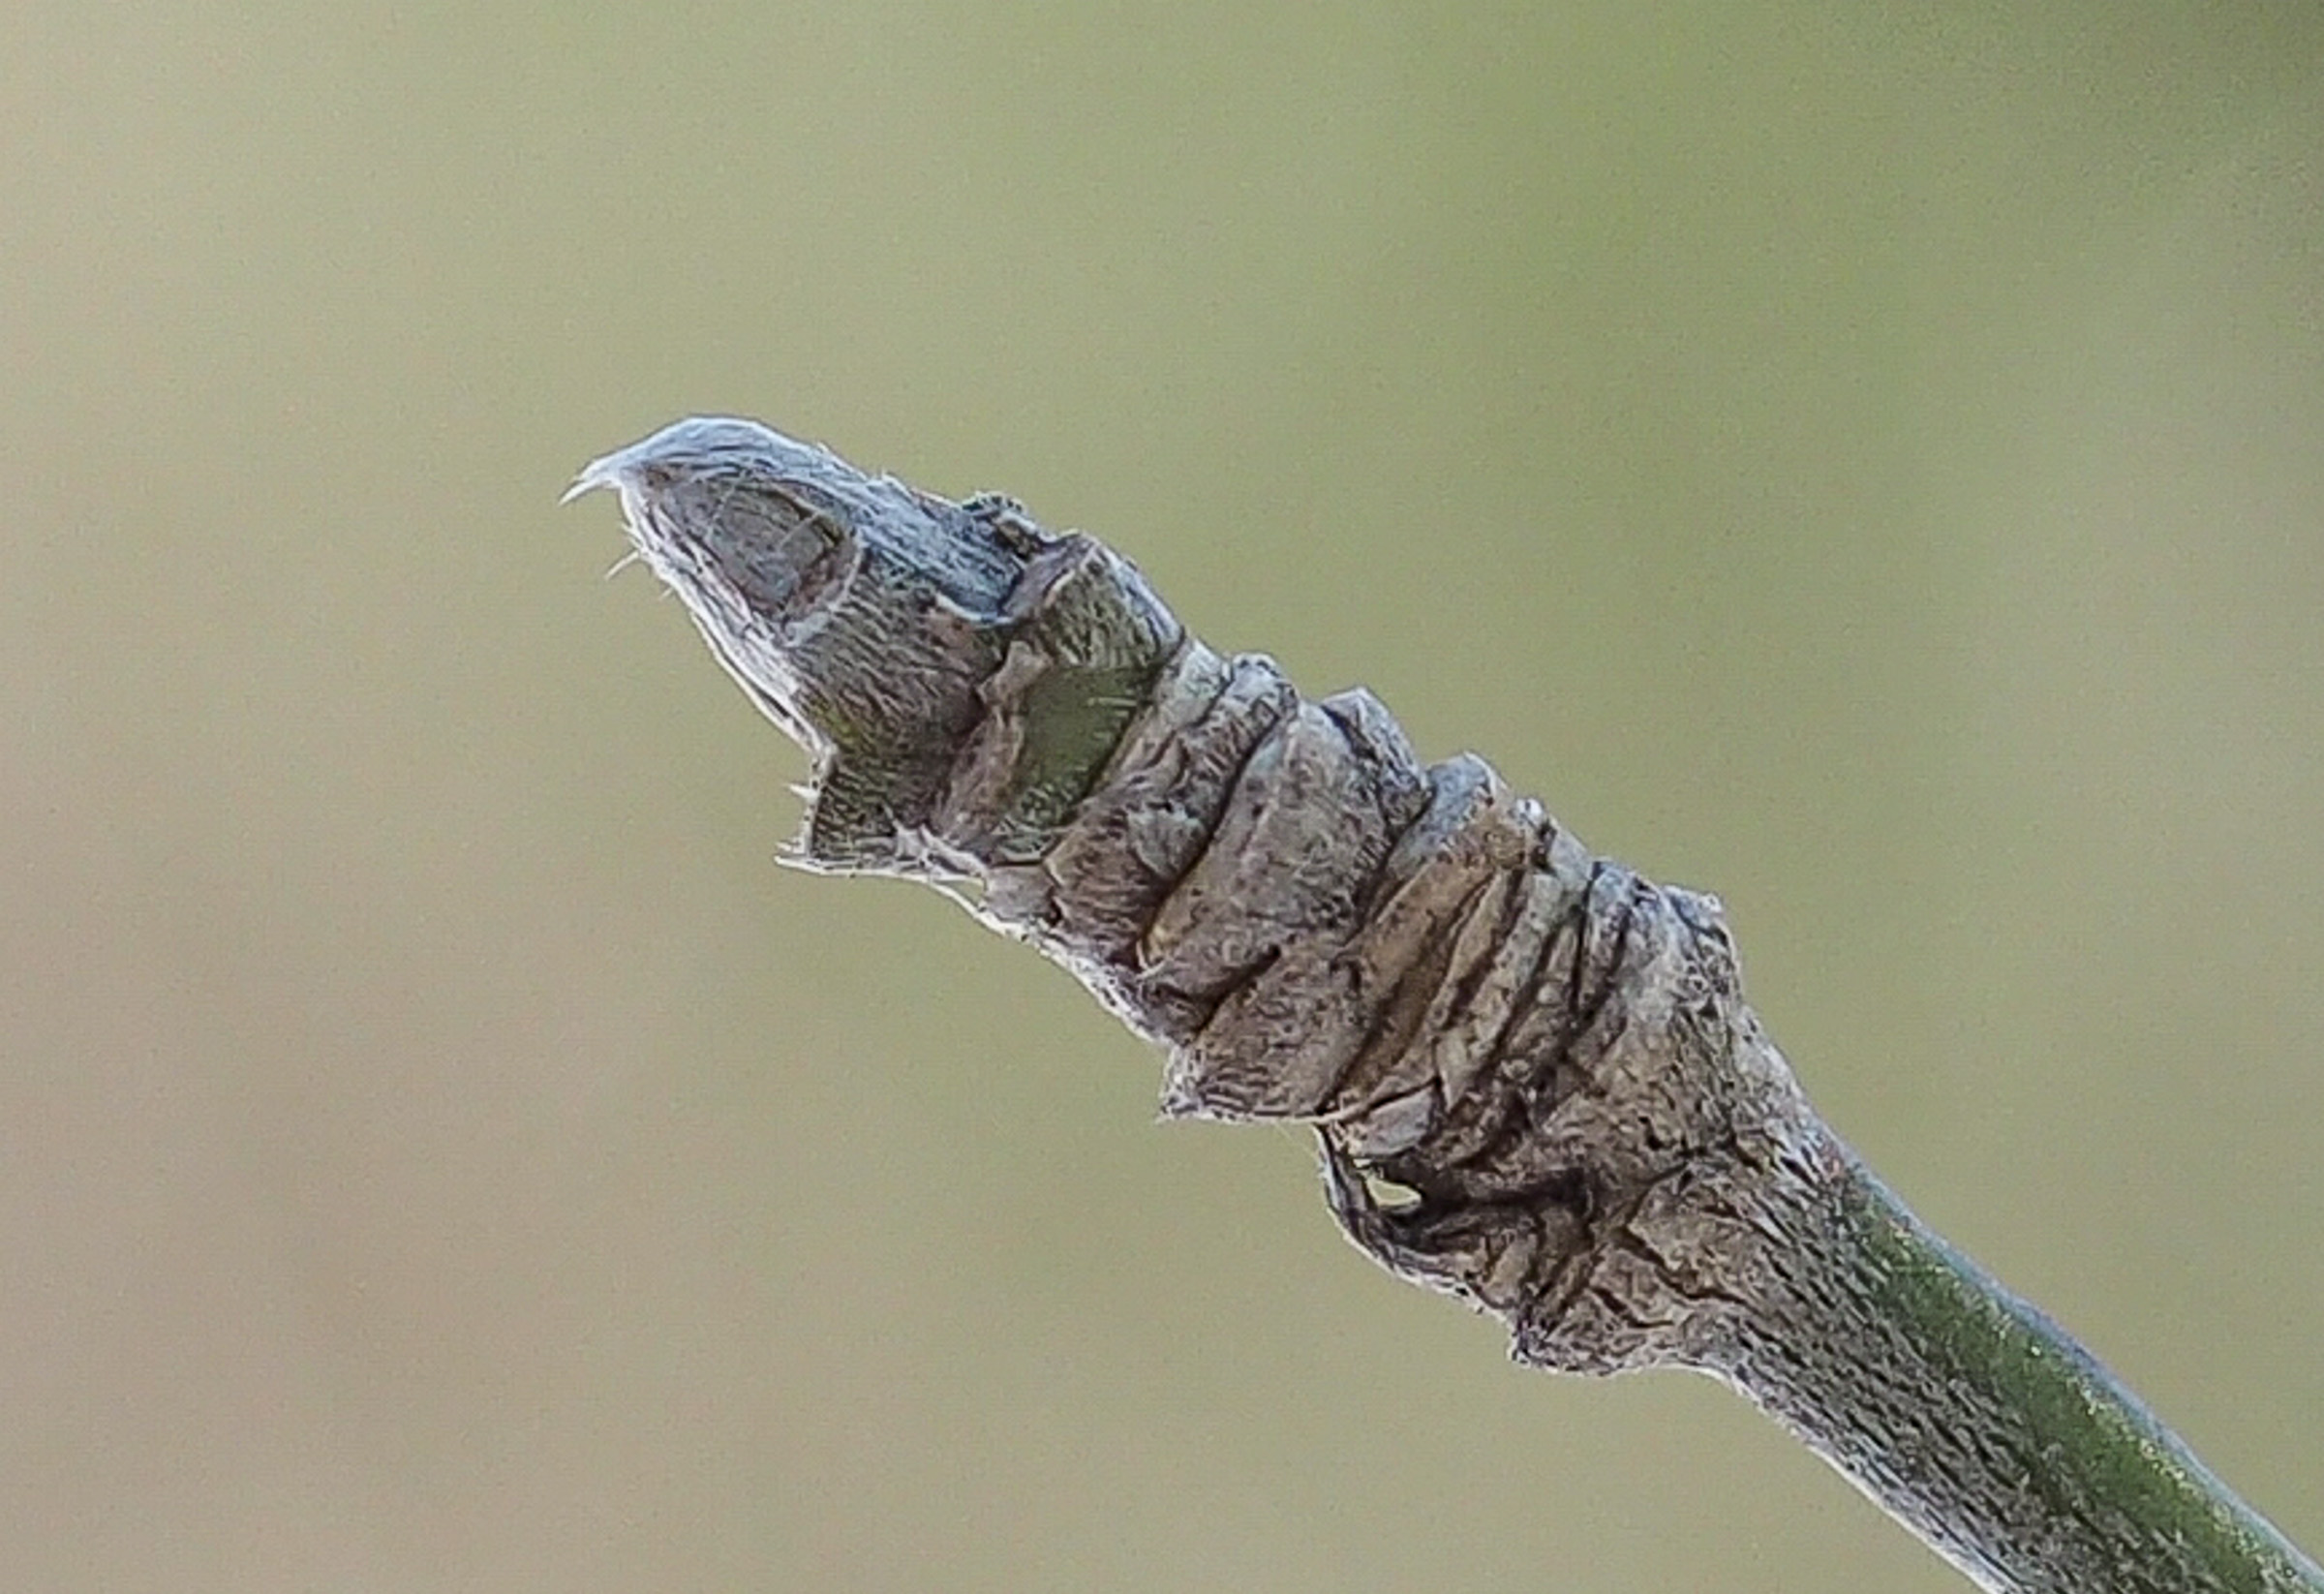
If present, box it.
[6,6,2320,1590]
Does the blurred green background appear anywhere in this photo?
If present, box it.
[6,5,2321,1590]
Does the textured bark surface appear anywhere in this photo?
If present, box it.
[568,417,2322,1594]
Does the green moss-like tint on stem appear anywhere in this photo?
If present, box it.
[998,658,1157,843]
[1844,1169,2319,1592]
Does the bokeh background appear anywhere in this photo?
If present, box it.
[6,5,2322,1590]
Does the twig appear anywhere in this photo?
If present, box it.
[566,416,2322,1594]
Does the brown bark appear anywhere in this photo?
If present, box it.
[567,416,2321,1594]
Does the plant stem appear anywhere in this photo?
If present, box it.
[1702,1133,2316,1591]
[567,416,2322,1593]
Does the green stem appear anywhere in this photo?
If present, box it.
[1726,1142,2322,1592]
